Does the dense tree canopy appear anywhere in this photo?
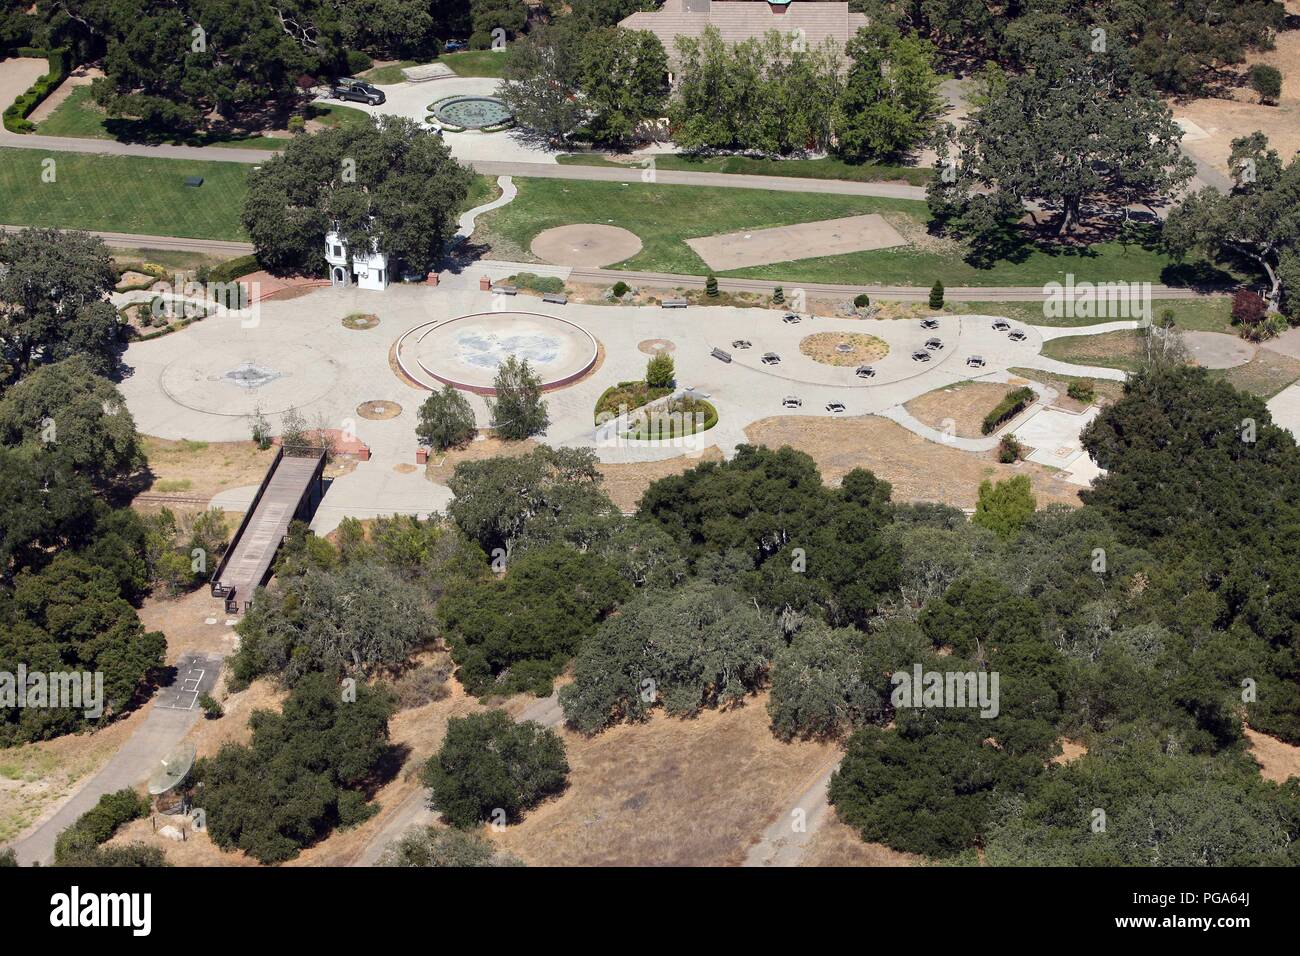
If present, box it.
[0,229,120,385]
[197,673,394,863]
[242,116,474,275]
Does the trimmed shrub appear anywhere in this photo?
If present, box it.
[854,293,870,309]
[509,272,565,294]
[2,49,69,133]
[611,280,630,298]
[928,280,945,309]
[646,352,675,388]
[981,386,1035,435]
[705,274,719,297]
[773,286,785,304]
[208,254,260,284]
[1232,289,1268,329]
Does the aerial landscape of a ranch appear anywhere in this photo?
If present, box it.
[0,0,1297,938]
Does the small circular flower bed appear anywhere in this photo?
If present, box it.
[343,313,380,330]
[357,400,402,421]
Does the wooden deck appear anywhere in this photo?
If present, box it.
[212,451,324,611]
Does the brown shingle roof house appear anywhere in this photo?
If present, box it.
[619,0,869,60]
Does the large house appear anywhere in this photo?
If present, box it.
[619,0,869,64]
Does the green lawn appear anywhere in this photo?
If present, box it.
[359,61,420,84]
[559,152,934,187]
[1040,330,1147,373]
[956,296,1234,331]
[482,177,1198,287]
[0,148,250,239]
[36,86,288,150]
[0,149,494,240]
[438,50,507,77]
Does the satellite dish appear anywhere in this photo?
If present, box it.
[148,741,196,796]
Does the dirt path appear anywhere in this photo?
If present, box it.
[742,754,841,867]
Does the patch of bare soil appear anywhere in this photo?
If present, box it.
[137,437,277,502]
[799,814,918,867]
[745,415,1084,508]
[800,331,890,366]
[490,694,841,866]
[138,588,241,662]
[904,381,1016,438]
[1245,727,1300,784]
[597,447,725,512]
[1051,738,1089,766]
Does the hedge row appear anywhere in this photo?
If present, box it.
[53,788,148,864]
[981,386,1036,435]
[207,254,260,284]
[2,48,70,134]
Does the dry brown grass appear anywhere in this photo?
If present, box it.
[904,381,1017,438]
[800,331,890,366]
[489,694,841,866]
[800,814,918,867]
[597,447,725,512]
[138,437,277,501]
[424,436,540,484]
[745,415,1083,509]
[0,714,139,845]
[1245,727,1300,784]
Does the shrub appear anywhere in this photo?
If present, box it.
[1066,379,1095,403]
[996,434,1024,463]
[423,710,569,828]
[393,663,452,709]
[509,272,565,294]
[1248,64,1282,104]
[645,352,675,388]
[611,280,630,298]
[928,280,945,309]
[208,254,260,284]
[346,50,374,75]
[1,49,68,133]
[418,384,478,450]
[705,274,719,297]
[773,286,785,304]
[378,826,524,866]
[287,115,306,134]
[54,788,148,864]
[981,386,1035,434]
[854,293,870,309]
[199,693,223,719]
[1157,307,1176,328]
[1232,289,1269,330]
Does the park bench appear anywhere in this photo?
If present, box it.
[491,284,519,295]
[542,292,568,305]
[711,347,732,363]
[662,297,688,308]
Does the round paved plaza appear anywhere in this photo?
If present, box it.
[158,340,342,417]
[398,310,599,394]
[531,224,643,267]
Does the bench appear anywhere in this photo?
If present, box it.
[542,292,568,305]
[662,297,688,309]
[491,284,519,296]
[711,347,732,363]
